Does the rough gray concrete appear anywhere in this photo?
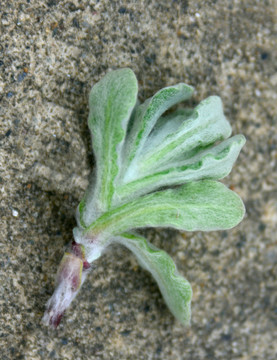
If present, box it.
[1,0,276,359]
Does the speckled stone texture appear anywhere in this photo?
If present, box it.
[1,0,276,359]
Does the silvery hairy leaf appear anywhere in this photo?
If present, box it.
[43,69,245,328]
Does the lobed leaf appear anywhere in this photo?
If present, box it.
[115,232,192,325]
[85,180,245,241]
[128,96,232,179]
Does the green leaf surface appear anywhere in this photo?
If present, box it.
[136,108,194,154]
[115,135,245,202]
[122,83,194,170]
[132,96,232,177]
[115,232,192,325]
[85,180,245,241]
[84,69,138,218]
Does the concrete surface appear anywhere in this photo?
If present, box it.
[0,0,276,359]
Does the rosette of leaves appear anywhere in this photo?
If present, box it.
[43,68,245,328]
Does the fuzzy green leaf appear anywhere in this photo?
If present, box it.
[122,83,194,170]
[115,135,245,202]
[128,96,232,179]
[85,180,245,241]
[45,69,246,329]
[82,69,138,221]
[115,232,192,325]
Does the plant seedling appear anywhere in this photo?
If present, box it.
[43,68,245,328]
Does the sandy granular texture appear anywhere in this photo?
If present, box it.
[1,0,277,359]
